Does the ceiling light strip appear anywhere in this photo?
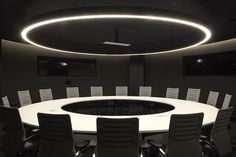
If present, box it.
[21,14,211,56]
[103,41,131,47]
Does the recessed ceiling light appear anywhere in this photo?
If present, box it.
[21,14,211,56]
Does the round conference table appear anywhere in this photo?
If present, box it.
[19,96,219,133]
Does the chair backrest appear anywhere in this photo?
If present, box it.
[211,107,233,157]
[221,94,232,109]
[66,87,79,98]
[116,86,128,96]
[1,96,10,107]
[90,86,103,96]
[207,91,219,107]
[186,88,201,102]
[37,113,75,157]
[139,86,152,97]
[168,113,204,157]
[97,118,139,157]
[18,90,32,106]
[0,106,26,156]
[39,88,53,101]
[166,88,179,99]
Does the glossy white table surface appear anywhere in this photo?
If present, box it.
[19,96,218,133]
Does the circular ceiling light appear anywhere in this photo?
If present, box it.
[21,14,211,56]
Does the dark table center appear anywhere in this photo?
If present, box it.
[62,99,175,116]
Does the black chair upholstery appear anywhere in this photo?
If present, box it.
[0,108,4,147]
[148,113,204,157]
[37,113,76,157]
[96,118,139,157]
[210,107,233,157]
[0,106,39,157]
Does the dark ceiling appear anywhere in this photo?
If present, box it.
[2,0,236,55]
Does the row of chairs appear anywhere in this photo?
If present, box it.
[2,86,232,109]
[0,105,234,157]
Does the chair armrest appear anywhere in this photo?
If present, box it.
[147,140,162,148]
[147,140,167,157]
[200,138,215,150]
[75,140,90,149]
[140,139,149,148]
[200,135,208,139]
[199,135,208,143]
[32,128,40,132]
[19,133,41,153]
[25,133,41,142]
[200,135,210,143]
[75,140,91,155]
[75,140,92,157]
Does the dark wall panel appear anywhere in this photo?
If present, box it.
[0,41,2,100]
[129,56,145,96]
[145,54,236,116]
[1,40,129,106]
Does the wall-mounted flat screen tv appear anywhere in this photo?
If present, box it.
[38,56,96,77]
[183,51,236,76]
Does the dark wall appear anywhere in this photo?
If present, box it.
[1,39,236,118]
[1,40,129,106]
[0,41,2,98]
[144,41,236,118]
[129,56,145,96]
[145,55,236,107]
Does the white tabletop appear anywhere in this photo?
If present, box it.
[19,96,219,133]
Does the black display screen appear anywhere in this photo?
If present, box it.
[38,56,96,77]
[183,52,236,76]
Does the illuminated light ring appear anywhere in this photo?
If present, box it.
[21,14,211,56]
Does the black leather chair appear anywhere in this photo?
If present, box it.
[0,106,40,157]
[37,113,90,157]
[148,113,204,157]
[201,107,234,157]
[96,118,140,157]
